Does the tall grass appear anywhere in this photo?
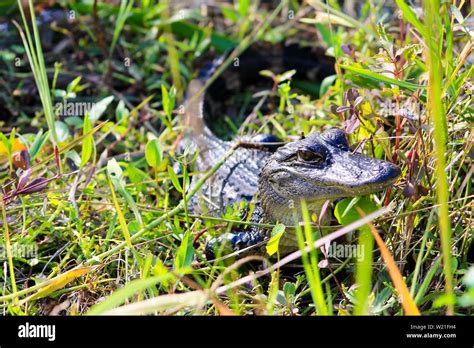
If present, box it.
[353,228,373,315]
[14,0,58,144]
[109,0,134,59]
[423,0,454,315]
[396,0,454,316]
[161,0,183,98]
[295,200,328,315]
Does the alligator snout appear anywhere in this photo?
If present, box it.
[350,160,401,194]
[333,150,401,191]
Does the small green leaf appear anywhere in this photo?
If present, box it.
[67,76,82,94]
[115,100,129,124]
[374,143,384,159]
[167,165,182,193]
[9,127,16,145]
[432,293,457,308]
[126,164,151,190]
[29,130,50,161]
[81,113,93,167]
[266,224,286,256]
[161,85,176,119]
[320,74,337,96]
[342,196,361,218]
[145,139,163,169]
[259,70,275,79]
[152,258,172,287]
[334,197,378,232]
[221,6,239,22]
[283,282,296,298]
[315,23,334,47]
[277,69,296,83]
[128,220,140,233]
[278,82,291,96]
[174,232,194,270]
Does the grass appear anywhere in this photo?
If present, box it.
[423,0,454,315]
[0,1,472,316]
[296,199,328,315]
[13,0,58,144]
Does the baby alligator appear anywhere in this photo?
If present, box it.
[179,44,401,258]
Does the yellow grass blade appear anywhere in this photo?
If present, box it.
[19,267,93,305]
[107,177,133,248]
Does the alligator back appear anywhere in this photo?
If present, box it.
[181,78,272,215]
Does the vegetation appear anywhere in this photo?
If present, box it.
[0,0,472,316]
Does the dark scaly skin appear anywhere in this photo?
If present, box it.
[179,45,401,258]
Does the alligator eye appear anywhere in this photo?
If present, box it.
[297,149,325,164]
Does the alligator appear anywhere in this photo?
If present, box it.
[179,44,401,258]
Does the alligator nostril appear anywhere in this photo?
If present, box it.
[385,163,401,180]
[378,165,388,175]
[391,164,402,178]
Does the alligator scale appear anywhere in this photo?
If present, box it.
[179,44,401,258]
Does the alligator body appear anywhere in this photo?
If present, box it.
[179,44,401,258]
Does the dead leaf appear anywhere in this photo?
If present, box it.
[20,267,93,305]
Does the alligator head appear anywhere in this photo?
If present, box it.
[259,128,401,225]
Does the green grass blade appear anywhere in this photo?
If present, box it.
[87,274,173,315]
[395,0,427,37]
[109,0,134,58]
[424,0,454,315]
[295,200,328,315]
[354,228,374,315]
[339,64,425,91]
[15,0,58,144]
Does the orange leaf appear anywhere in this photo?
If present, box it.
[211,297,235,316]
[0,139,27,162]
